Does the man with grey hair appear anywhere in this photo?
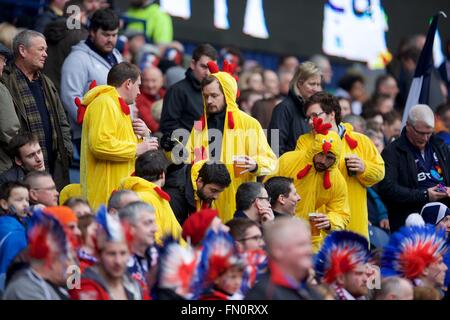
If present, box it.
[244,217,322,300]
[119,201,158,293]
[373,277,414,300]
[377,104,450,231]
[107,190,140,215]
[2,30,73,191]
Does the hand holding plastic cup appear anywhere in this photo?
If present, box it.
[308,213,320,236]
[345,154,357,177]
[233,155,248,177]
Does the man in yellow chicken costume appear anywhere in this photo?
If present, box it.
[79,62,157,210]
[296,92,385,240]
[119,150,182,244]
[178,61,277,222]
[273,117,350,251]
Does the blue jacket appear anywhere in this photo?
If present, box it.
[0,216,27,274]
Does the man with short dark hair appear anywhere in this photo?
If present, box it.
[164,160,231,225]
[264,176,300,217]
[2,30,73,191]
[61,8,123,151]
[226,218,264,251]
[233,182,274,226]
[119,150,182,242]
[79,62,157,210]
[0,133,45,185]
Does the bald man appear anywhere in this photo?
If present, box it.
[136,66,165,132]
[244,217,322,300]
[374,277,414,300]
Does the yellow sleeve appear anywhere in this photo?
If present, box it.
[87,98,137,161]
[247,119,278,177]
[326,174,351,231]
[356,136,385,187]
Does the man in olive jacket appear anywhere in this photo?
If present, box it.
[2,30,72,190]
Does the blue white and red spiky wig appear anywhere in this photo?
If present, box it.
[157,237,198,299]
[315,231,369,284]
[381,225,447,280]
[94,205,133,252]
[192,230,241,298]
[27,208,69,262]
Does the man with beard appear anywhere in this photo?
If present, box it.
[269,117,350,251]
[182,62,277,223]
[164,160,231,225]
[61,8,122,152]
[2,30,73,190]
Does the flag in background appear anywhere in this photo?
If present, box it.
[402,12,447,127]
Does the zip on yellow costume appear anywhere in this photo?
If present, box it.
[119,176,183,244]
[80,85,138,210]
[270,118,350,251]
[296,122,385,240]
[181,62,277,223]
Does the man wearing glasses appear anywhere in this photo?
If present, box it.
[25,171,59,207]
[232,182,274,226]
[377,104,450,231]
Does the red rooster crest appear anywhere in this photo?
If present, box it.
[313,117,332,135]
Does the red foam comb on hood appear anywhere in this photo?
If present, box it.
[313,117,332,135]
[207,61,220,73]
[322,140,332,155]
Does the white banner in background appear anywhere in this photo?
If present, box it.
[323,0,389,68]
[160,0,191,19]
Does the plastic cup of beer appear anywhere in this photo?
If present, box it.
[233,156,247,177]
[309,213,320,236]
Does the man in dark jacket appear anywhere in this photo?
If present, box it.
[43,0,89,93]
[159,43,217,152]
[267,61,322,156]
[0,133,45,185]
[376,104,450,231]
[2,30,73,191]
[244,217,322,300]
[163,161,231,225]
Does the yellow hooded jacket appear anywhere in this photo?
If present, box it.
[272,129,350,251]
[182,71,277,222]
[80,85,138,210]
[295,123,385,239]
[119,176,183,244]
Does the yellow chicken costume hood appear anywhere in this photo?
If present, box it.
[297,118,343,189]
[184,61,277,222]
